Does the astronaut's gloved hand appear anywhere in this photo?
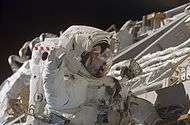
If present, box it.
[44,47,64,70]
[121,59,142,80]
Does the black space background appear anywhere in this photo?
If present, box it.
[0,0,189,83]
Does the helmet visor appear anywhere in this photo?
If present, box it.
[83,43,112,78]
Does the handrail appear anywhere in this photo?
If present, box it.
[6,114,26,125]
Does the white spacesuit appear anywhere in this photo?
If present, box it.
[0,26,163,125]
[27,26,117,125]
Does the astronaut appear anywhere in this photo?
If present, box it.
[26,25,118,125]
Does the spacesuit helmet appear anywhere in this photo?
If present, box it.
[81,42,112,78]
[62,26,115,78]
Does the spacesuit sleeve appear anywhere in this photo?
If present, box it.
[42,49,63,109]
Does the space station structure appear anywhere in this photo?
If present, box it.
[0,2,190,125]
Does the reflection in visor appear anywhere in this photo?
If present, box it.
[82,43,112,78]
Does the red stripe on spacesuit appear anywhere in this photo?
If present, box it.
[46,47,50,51]
[34,46,38,50]
[40,47,44,50]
